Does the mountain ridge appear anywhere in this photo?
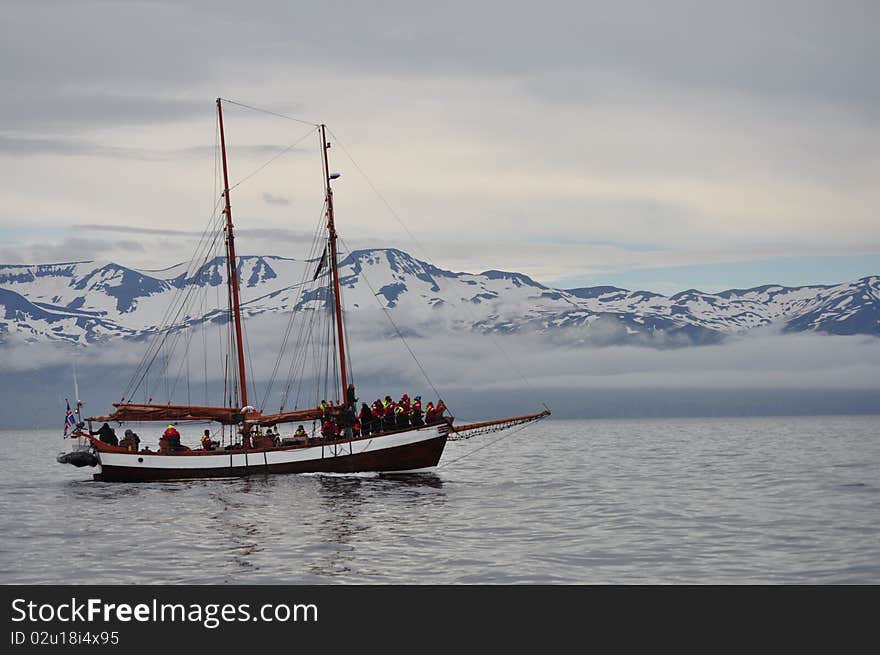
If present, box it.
[1,248,878,346]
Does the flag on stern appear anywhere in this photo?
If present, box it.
[63,399,76,437]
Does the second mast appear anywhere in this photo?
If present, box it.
[216,98,249,411]
[321,124,351,408]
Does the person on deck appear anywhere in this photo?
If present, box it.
[381,396,392,429]
[411,396,424,426]
[294,425,308,442]
[200,429,218,451]
[161,423,182,451]
[120,428,140,451]
[425,402,437,423]
[359,403,373,435]
[321,419,340,440]
[91,422,118,446]
[393,402,406,428]
[372,399,385,431]
[384,401,395,427]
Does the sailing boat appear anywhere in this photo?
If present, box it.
[59,99,548,482]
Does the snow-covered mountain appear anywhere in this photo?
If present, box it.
[1,249,878,346]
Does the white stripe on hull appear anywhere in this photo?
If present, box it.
[95,425,446,481]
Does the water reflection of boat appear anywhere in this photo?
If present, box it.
[378,472,445,489]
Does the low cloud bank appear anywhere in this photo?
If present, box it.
[1,329,878,427]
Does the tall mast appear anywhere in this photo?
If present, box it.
[216,98,249,410]
[321,124,350,406]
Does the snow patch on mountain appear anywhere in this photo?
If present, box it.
[1,250,878,347]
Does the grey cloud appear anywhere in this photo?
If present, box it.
[74,224,207,238]
[0,136,305,161]
[3,323,879,413]
[113,240,146,253]
[1,0,878,286]
[344,331,880,394]
[187,1,880,110]
[4,1,878,137]
[72,224,320,250]
[262,193,290,206]
[0,136,148,159]
[237,228,319,243]
[0,237,144,265]
[0,92,206,132]
[0,226,325,270]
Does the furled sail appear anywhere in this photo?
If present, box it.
[88,403,246,425]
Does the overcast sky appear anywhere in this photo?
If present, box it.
[1,0,878,293]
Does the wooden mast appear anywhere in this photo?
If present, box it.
[216,98,249,411]
[321,124,350,407]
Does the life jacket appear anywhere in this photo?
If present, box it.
[294,427,307,437]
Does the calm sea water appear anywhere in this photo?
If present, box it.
[1,416,878,584]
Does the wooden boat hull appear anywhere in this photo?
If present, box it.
[91,424,449,482]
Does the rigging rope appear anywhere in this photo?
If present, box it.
[336,247,356,389]
[338,234,446,407]
[121,103,546,425]
[129,100,324,410]
[219,98,319,128]
[261,202,330,412]
[124,207,226,402]
[447,411,549,441]
[228,125,318,192]
[327,129,547,406]
[242,298,257,406]
[438,416,547,468]
[150,217,226,400]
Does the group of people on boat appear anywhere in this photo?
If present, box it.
[90,422,183,453]
[316,393,447,440]
[86,391,448,454]
[90,423,141,451]
[160,424,274,452]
